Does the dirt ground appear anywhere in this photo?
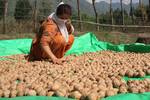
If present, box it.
[0,31,139,45]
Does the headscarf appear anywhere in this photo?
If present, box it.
[48,2,74,42]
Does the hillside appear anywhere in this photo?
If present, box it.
[6,0,149,17]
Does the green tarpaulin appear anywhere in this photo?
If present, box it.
[0,93,150,100]
[0,96,74,100]
[0,32,150,100]
[1,32,150,57]
[0,38,32,56]
[102,92,150,100]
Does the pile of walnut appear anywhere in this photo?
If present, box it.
[0,51,150,100]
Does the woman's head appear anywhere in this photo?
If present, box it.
[56,4,72,20]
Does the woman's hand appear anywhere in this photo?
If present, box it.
[65,19,71,25]
[41,46,63,64]
[65,20,73,34]
[51,57,66,65]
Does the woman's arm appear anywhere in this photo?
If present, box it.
[40,19,64,64]
[41,45,63,64]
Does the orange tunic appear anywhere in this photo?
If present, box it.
[27,18,74,61]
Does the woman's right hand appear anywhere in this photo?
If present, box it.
[41,46,64,65]
[51,57,65,65]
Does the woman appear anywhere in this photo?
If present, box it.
[27,2,74,64]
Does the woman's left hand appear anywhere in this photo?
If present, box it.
[65,20,73,34]
[65,19,72,26]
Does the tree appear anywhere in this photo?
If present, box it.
[149,0,150,9]
[0,0,4,19]
[120,0,124,25]
[133,6,147,24]
[110,0,113,25]
[138,0,145,23]
[139,0,142,7]
[14,0,32,21]
[113,8,121,24]
[92,0,99,31]
[134,7,142,18]
[39,0,52,17]
[33,0,37,33]
[130,0,134,24]
[77,0,82,31]
[146,6,150,22]
[2,0,8,34]
[113,8,128,25]
[100,12,111,24]
[109,0,114,30]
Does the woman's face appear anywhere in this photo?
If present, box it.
[58,14,71,20]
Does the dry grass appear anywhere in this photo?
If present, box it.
[0,33,35,40]
[75,31,138,44]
